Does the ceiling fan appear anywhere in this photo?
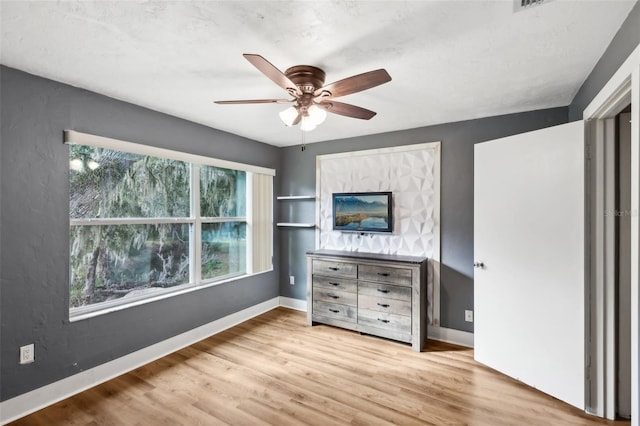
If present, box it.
[215,54,392,132]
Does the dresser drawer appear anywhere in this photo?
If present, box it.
[358,294,411,316]
[358,281,412,302]
[313,288,357,306]
[358,264,412,286]
[313,275,357,293]
[358,309,411,334]
[313,259,357,278]
[313,300,357,323]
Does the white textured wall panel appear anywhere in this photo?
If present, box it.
[317,142,440,323]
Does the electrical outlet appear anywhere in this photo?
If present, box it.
[465,310,474,323]
[289,275,295,285]
[20,344,34,364]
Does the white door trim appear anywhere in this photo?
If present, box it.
[583,44,639,120]
[583,42,640,424]
[585,117,618,419]
[631,64,640,426]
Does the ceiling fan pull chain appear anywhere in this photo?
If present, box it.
[301,130,306,152]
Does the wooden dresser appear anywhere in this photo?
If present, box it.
[306,249,427,351]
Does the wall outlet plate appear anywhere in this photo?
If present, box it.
[465,310,474,323]
[289,275,295,285]
[20,344,34,364]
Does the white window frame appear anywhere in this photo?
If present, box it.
[65,130,274,321]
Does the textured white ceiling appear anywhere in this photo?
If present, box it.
[0,1,636,147]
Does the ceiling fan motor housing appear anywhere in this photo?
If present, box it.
[285,65,326,94]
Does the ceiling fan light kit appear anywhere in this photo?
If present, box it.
[279,106,299,127]
[300,116,316,132]
[307,105,327,125]
[215,54,391,132]
[279,103,326,130]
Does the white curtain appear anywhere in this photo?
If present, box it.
[249,173,273,274]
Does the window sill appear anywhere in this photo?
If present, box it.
[69,268,273,322]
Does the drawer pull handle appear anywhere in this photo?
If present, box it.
[327,294,339,299]
[376,289,390,294]
[377,318,390,323]
[377,303,390,308]
[328,267,340,271]
[329,282,340,286]
[329,308,340,313]
[377,272,390,277]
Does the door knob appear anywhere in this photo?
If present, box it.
[473,262,485,269]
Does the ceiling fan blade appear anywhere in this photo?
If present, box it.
[321,101,377,120]
[214,99,293,104]
[315,69,391,98]
[243,54,302,96]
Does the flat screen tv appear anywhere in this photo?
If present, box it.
[332,192,393,233]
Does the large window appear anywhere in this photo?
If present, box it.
[66,131,273,318]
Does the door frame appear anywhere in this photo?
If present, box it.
[583,43,640,422]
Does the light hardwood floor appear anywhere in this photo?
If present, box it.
[9,308,630,425]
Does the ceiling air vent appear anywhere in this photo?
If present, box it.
[514,0,553,12]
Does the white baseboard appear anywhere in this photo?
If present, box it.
[428,325,474,348]
[277,298,475,348]
[279,296,307,311]
[0,297,280,425]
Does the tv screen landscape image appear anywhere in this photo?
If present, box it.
[332,192,393,233]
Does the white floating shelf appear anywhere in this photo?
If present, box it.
[277,195,316,200]
[277,222,316,228]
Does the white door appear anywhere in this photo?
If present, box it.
[474,121,585,409]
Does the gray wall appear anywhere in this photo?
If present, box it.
[277,107,568,332]
[569,1,640,120]
[0,66,281,401]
